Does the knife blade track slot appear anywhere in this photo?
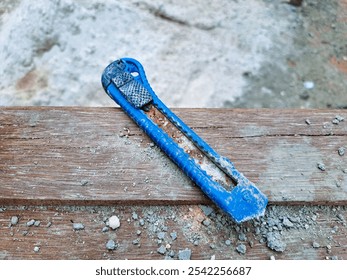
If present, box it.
[145,104,236,191]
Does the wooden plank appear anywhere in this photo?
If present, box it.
[0,107,346,205]
[0,205,346,260]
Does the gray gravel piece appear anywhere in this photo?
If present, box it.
[312,242,320,248]
[34,220,41,227]
[266,232,287,252]
[337,214,345,221]
[80,179,89,186]
[332,118,340,125]
[132,212,138,220]
[199,205,214,216]
[338,147,345,156]
[10,216,19,226]
[225,239,231,246]
[157,245,166,255]
[73,223,85,230]
[33,246,40,253]
[335,115,344,122]
[236,244,247,254]
[282,217,294,228]
[26,219,35,227]
[106,240,117,250]
[170,232,177,240]
[139,218,145,226]
[132,239,140,245]
[202,219,211,227]
[238,233,247,241]
[317,162,326,171]
[157,232,165,240]
[102,226,109,233]
[178,248,191,260]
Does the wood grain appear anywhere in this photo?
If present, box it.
[0,205,346,260]
[0,107,346,205]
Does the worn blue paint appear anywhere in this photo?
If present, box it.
[101,58,268,223]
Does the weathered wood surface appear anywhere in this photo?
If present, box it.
[0,205,346,260]
[0,107,346,205]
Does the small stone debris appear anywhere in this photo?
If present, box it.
[132,212,138,220]
[202,219,211,227]
[10,216,19,226]
[317,162,326,171]
[178,248,191,260]
[337,214,345,221]
[132,239,140,245]
[108,215,120,230]
[80,179,89,186]
[333,115,345,124]
[332,115,344,125]
[270,255,276,260]
[34,220,41,227]
[199,205,214,216]
[136,230,142,235]
[225,239,232,246]
[305,119,311,125]
[338,147,345,156]
[157,232,165,240]
[106,240,117,250]
[102,226,109,233]
[236,244,247,254]
[73,223,85,230]
[139,218,145,227]
[33,246,40,253]
[312,242,320,248]
[26,219,35,227]
[170,232,177,240]
[266,232,287,252]
[168,250,175,258]
[238,233,247,242]
[157,245,166,255]
[161,226,168,232]
[303,81,315,90]
[282,217,294,228]
[335,115,344,122]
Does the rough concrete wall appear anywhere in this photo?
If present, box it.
[0,0,346,108]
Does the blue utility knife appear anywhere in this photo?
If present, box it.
[101,58,268,223]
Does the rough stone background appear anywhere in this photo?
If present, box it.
[0,0,346,108]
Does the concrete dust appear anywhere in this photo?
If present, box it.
[2,1,345,108]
